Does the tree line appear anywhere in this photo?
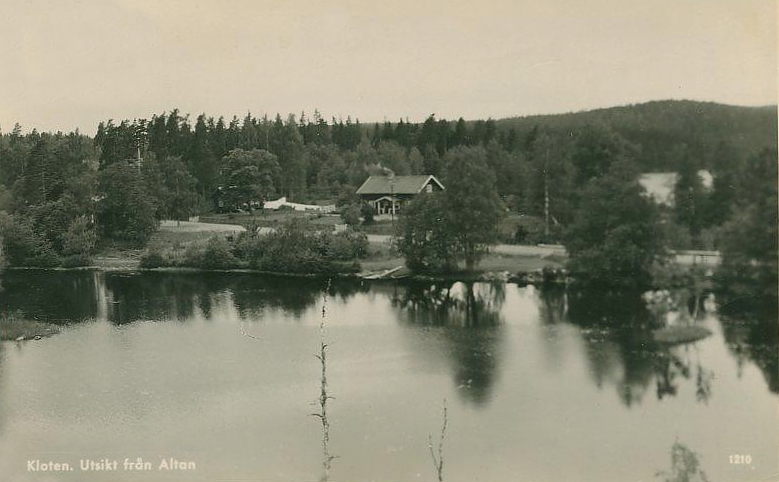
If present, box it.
[0,103,776,281]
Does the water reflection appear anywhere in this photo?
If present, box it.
[393,281,506,406]
[1,271,775,406]
[715,277,778,394]
[0,270,100,323]
[0,271,777,482]
[393,281,505,327]
[539,287,719,407]
[102,273,367,323]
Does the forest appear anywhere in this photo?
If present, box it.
[0,100,776,278]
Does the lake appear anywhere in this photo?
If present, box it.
[0,271,776,482]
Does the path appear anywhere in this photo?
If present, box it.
[366,235,721,265]
[366,234,565,257]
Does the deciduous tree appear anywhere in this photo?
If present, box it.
[220,149,281,211]
[563,162,665,289]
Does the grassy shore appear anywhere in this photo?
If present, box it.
[1,314,61,341]
[30,218,564,279]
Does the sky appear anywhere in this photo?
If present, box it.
[0,0,776,134]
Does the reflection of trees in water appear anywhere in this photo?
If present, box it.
[231,276,366,319]
[654,346,714,404]
[105,273,367,323]
[0,270,99,324]
[657,441,710,482]
[715,280,778,394]
[393,281,505,406]
[541,287,716,407]
[3,271,367,326]
[394,281,505,327]
[105,273,213,323]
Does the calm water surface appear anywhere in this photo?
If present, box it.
[0,271,776,482]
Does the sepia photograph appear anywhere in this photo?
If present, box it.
[0,1,777,481]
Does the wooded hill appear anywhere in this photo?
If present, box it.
[493,100,777,171]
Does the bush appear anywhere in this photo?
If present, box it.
[200,236,239,269]
[183,243,205,267]
[340,204,361,226]
[329,230,368,260]
[61,215,97,256]
[360,203,375,225]
[0,212,61,267]
[232,231,258,260]
[244,219,364,274]
[139,249,165,269]
[26,248,61,267]
[61,254,93,268]
[506,215,560,245]
[661,220,693,250]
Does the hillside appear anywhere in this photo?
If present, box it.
[495,100,777,171]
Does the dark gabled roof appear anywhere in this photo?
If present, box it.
[356,175,444,195]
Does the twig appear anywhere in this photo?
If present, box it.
[428,398,448,482]
[312,278,336,482]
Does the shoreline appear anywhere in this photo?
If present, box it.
[3,263,559,284]
[0,317,61,342]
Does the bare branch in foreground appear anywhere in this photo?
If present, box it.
[428,398,448,482]
[311,278,336,482]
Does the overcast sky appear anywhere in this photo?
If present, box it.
[0,0,776,134]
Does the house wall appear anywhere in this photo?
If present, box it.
[356,176,444,213]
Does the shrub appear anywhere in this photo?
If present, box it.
[0,212,61,267]
[200,236,238,269]
[509,215,556,244]
[139,249,165,269]
[26,248,61,267]
[245,219,364,274]
[61,215,97,256]
[661,220,693,251]
[360,203,375,225]
[183,243,205,267]
[62,254,93,268]
[340,204,361,226]
[232,231,258,260]
[329,230,368,260]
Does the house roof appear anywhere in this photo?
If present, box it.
[356,175,444,195]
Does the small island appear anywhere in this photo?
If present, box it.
[0,313,61,341]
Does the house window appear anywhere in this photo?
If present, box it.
[425,184,433,193]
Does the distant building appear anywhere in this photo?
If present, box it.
[356,175,445,215]
[639,170,713,207]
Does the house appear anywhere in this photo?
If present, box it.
[356,175,445,215]
[639,170,713,206]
